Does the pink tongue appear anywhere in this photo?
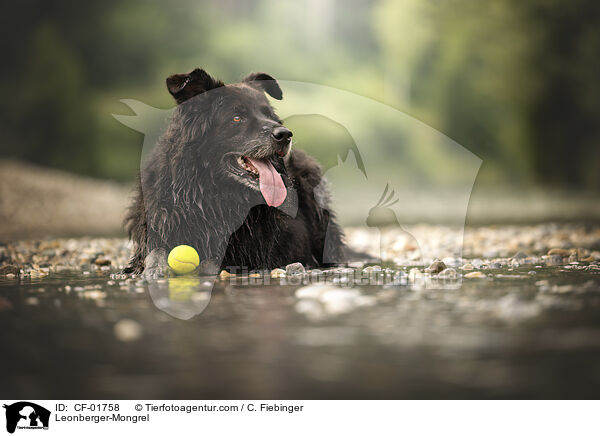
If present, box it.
[247,158,287,207]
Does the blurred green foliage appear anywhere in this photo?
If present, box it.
[0,0,598,189]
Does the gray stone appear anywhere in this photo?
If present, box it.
[438,268,458,279]
[95,257,111,266]
[471,259,484,269]
[270,268,286,278]
[286,262,306,275]
[425,259,447,274]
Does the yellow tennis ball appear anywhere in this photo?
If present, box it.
[168,245,200,275]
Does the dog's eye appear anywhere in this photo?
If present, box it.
[233,115,242,123]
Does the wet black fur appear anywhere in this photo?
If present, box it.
[124,69,346,274]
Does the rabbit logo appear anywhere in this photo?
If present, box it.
[366,184,422,265]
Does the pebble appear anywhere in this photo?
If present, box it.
[471,259,484,269]
[113,319,143,342]
[461,263,474,271]
[437,268,458,279]
[286,262,306,276]
[219,270,234,278]
[425,260,446,274]
[94,258,111,266]
[464,271,486,279]
[270,268,286,278]
[548,248,570,256]
[0,265,19,276]
[348,261,365,269]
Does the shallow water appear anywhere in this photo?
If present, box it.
[1,264,599,399]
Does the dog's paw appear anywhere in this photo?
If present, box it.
[143,248,169,279]
[198,258,220,275]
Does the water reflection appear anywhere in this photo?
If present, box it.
[147,276,214,320]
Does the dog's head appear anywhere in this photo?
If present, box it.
[166,68,292,208]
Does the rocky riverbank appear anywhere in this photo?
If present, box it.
[1,222,600,399]
[1,224,598,279]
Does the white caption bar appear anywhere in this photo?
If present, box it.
[1,400,597,435]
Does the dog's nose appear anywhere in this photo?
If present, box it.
[271,126,293,144]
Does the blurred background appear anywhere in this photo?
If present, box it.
[1,0,599,237]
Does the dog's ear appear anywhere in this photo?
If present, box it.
[243,72,283,100]
[166,68,224,104]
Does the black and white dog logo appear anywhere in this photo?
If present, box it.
[3,402,50,434]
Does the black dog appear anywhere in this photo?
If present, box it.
[124,68,347,276]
